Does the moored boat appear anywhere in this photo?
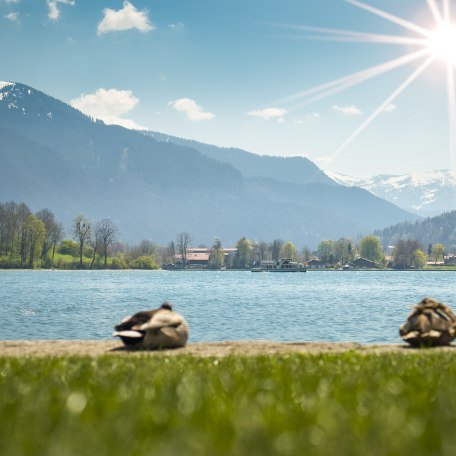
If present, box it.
[251,258,307,272]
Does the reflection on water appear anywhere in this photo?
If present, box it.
[1,270,456,343]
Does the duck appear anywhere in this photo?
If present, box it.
[400,297,456,347]
[113,302,189,349]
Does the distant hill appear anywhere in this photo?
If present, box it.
[144,131,335,186]
[0,81,417,246]
[375,211,456,250]
[326,169,456,216]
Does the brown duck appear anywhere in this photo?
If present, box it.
[400,297,456,347]
[113,302,189,349]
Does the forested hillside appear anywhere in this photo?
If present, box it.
[375,211,456,249]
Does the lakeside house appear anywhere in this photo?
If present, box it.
[346,258,378,269]
[174,247,237,268]
[307,259,326,269]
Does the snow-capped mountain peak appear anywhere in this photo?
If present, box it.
[325,169,456,215]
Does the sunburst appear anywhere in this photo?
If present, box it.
[271,0,456,170]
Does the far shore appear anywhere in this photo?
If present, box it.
[1,267,456,272]
[1,340,456,357]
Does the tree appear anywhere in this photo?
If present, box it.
[317,240,334,263]
[208,238,225,269]
[359,235,384,263]
[271,239,284,262]
[412,249,427,268]
[256,241,269,262]
[24,215,46,268]
[49,223,64,260]
[431,243,445,265]
[333,238,353,265]
[35,208,60,263]
[163,241,176,265]
[72,215,92,269]
[235,237,253,269]
[301,246,312,263]
[96,218,117,267]
[17,203,31,267]
[393,239,422,268]
[280,241,298,260]
[176,232,192,268]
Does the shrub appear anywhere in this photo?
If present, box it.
[129,255,159,270]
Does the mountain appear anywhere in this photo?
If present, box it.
[375,210,456,250]
[326,169,456,217]
[144,131,335,186]
[0,81,417,246]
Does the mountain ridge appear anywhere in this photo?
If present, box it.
[0,81,418,246]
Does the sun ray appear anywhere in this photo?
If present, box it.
[346,0,431,37]
[275,48,430,107]
[443,0,451,23]
[332,55,434,159]
[447,61,456,173]
[274,24,427,46]
[426,0,444,25]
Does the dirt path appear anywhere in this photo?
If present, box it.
[1,340,456,357]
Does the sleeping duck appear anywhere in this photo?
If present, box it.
[113,302,189,349]
[400,297,456,347]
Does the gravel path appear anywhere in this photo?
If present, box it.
[1,340,456,357]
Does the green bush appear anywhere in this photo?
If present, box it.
[59,240,79,256]
[111,253,128,269]
[129,255,159,270]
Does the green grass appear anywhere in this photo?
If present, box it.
[2,353,456,455]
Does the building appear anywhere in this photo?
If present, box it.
[175,247,237,268]
[307,259,326,269]
[347,257,377,269]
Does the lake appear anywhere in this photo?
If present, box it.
[1,270,455,343]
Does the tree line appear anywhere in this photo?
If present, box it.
[316,237,447,269]
[1,200,451,270]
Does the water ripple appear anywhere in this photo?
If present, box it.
[1,270,456,343]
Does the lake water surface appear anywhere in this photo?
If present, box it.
[1,270,456,343]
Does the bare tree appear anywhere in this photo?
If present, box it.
[176,232,192,268]
[50,222,64,260]
[72,214,92,269]
[96,218,117,267]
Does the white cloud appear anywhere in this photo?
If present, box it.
[169,98,215,121]
[383,103,397,112]
[69,88,147,130]
[5,0,21,4]
[169,22,184,29]
[332,104,363,116]
[5,11,19,21]
[47,0,74,21]
[247,107,287,120]
[97,1,154,35]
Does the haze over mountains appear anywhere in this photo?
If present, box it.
[326,170,456,217]
[0,81,417,246]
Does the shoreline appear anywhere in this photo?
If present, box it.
[1,340,456,357]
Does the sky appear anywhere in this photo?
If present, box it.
[1,0,455,177]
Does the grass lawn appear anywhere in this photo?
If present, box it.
[1,352,456,455]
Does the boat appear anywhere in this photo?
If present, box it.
[251,258,307,272]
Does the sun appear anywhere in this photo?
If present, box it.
[269,0,456,171]
[428,23,456,65]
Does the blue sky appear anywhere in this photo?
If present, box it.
[1,0,454,177]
